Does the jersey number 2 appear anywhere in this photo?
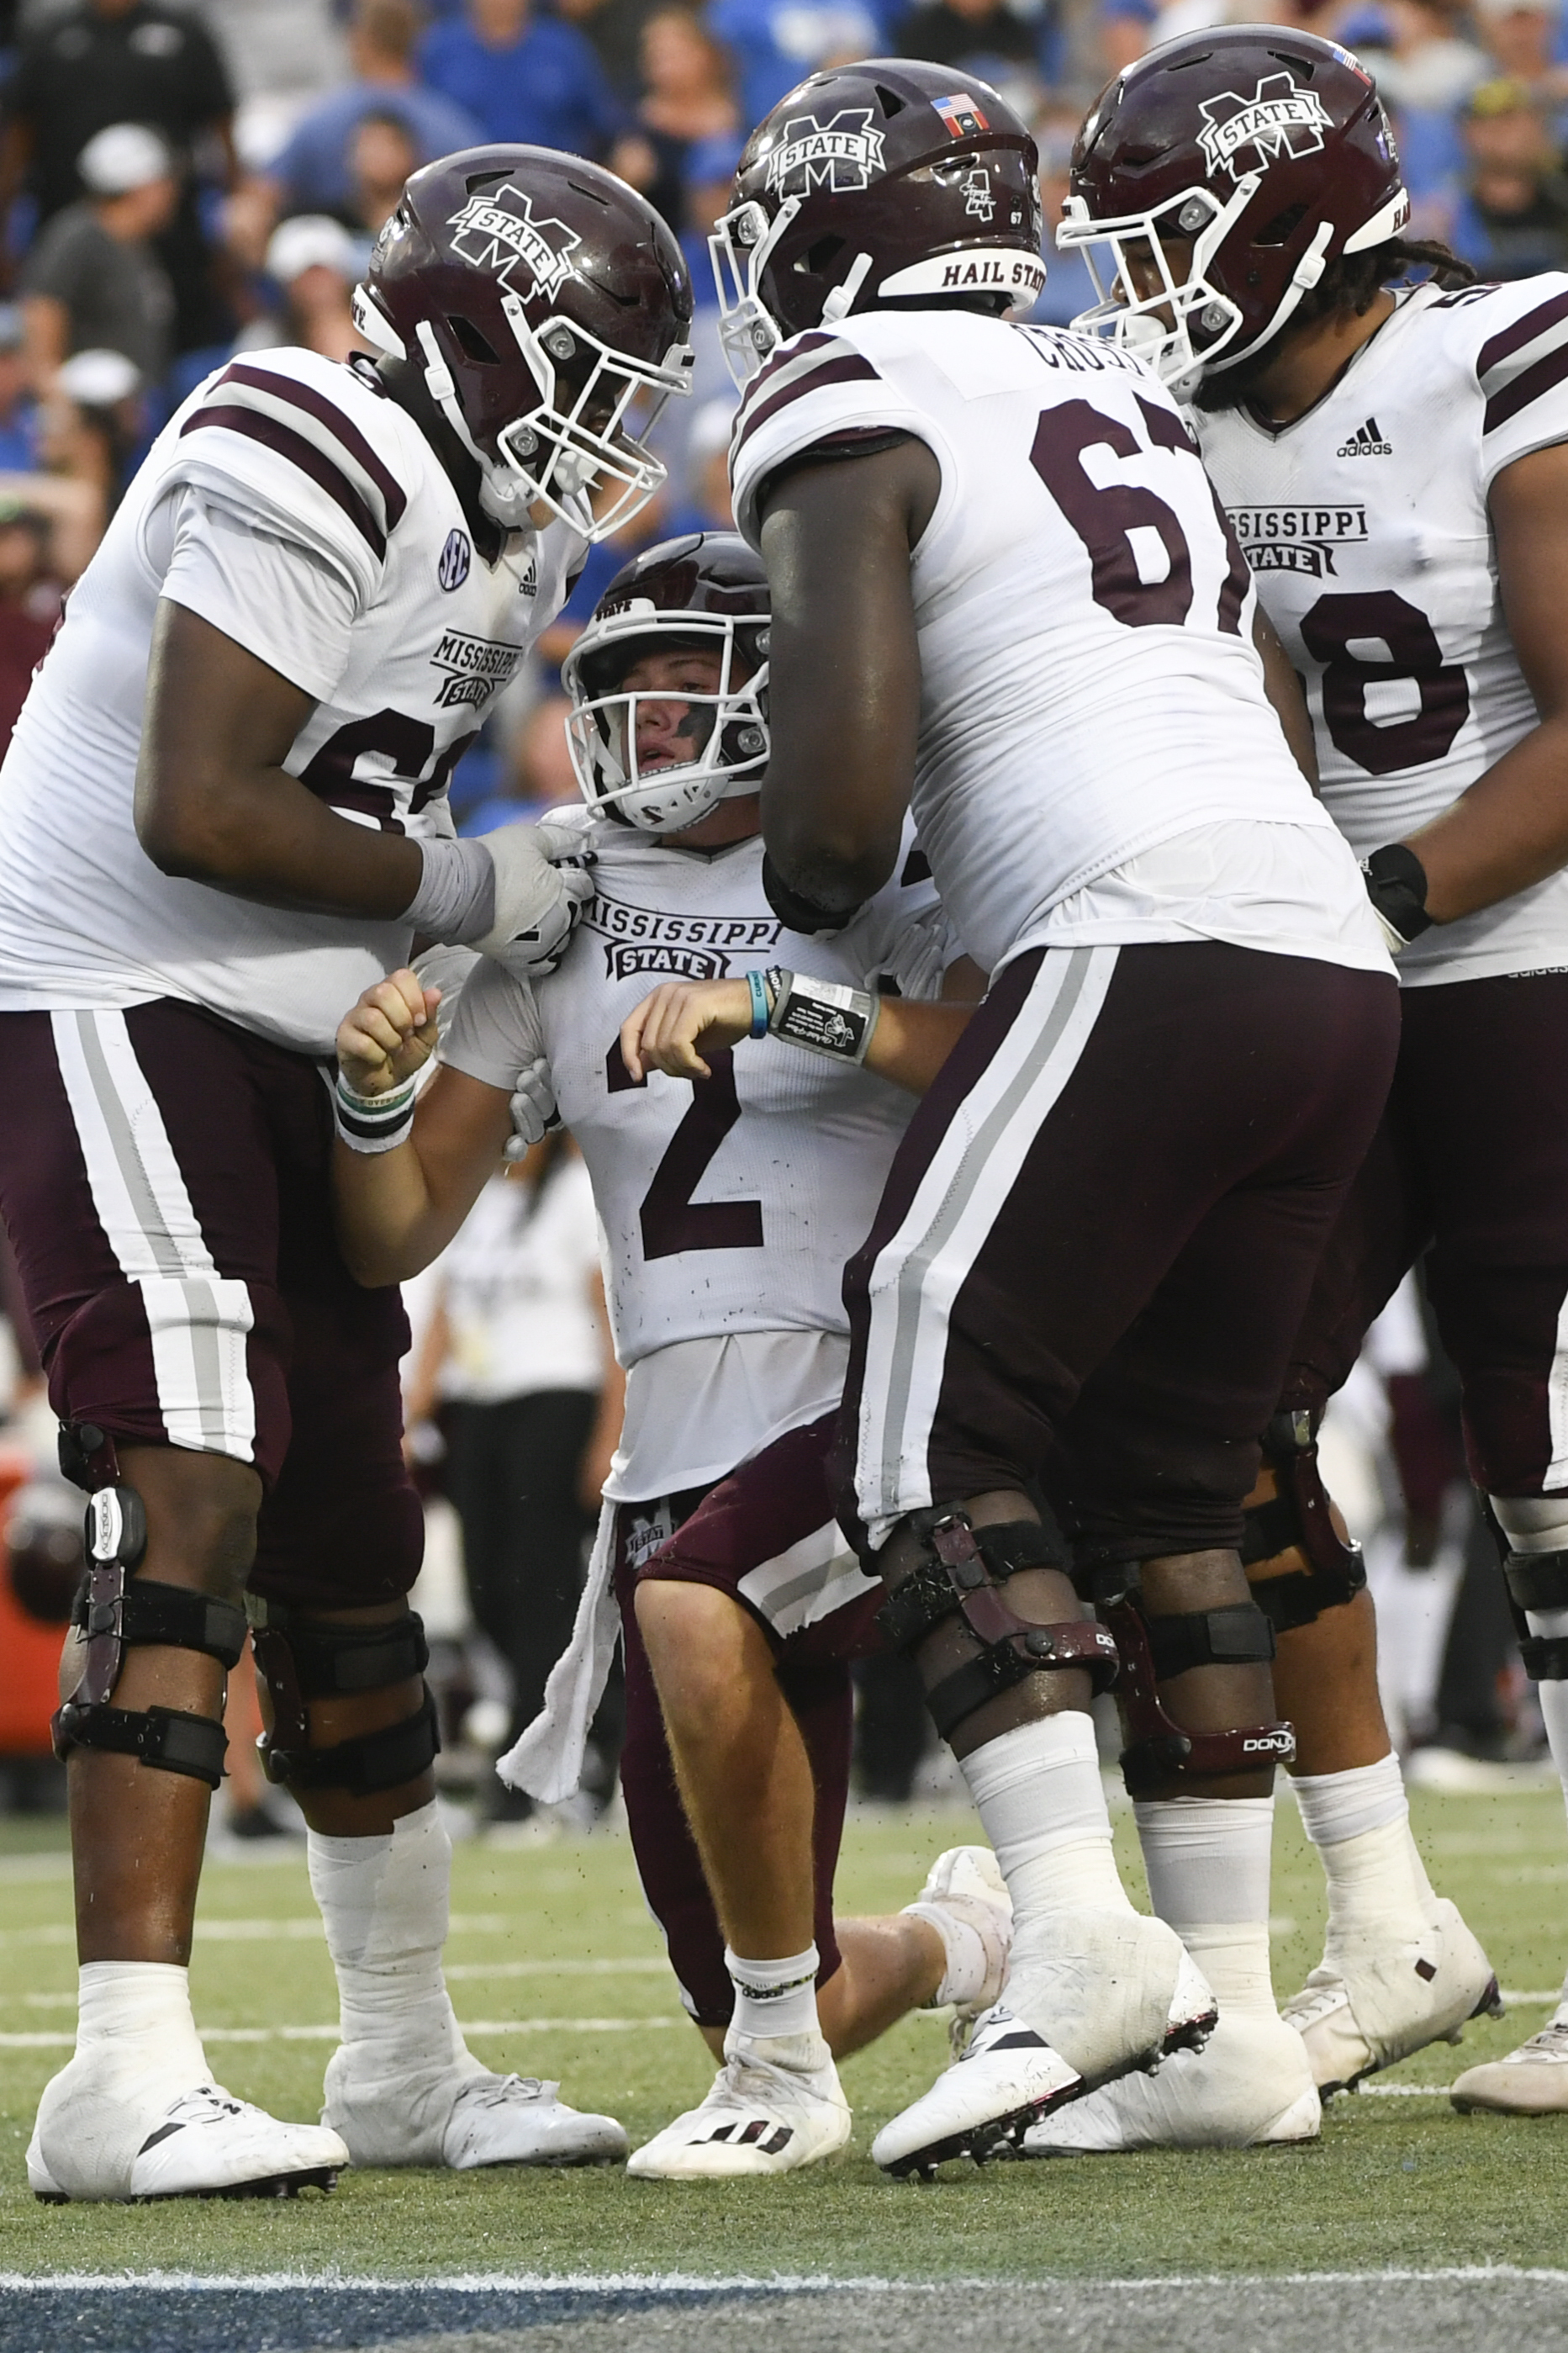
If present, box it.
[607,1039,764,1261]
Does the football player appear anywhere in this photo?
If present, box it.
[1063,24,1558,2129]
[710,56,1401,2175]
[330,530,1010,2180]
[0,145,693,2200]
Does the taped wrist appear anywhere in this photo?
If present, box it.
[876,1509,1119,1742]
[1096,1581,1293,1798]
[403,833,495,945]
[334,1073,416,1155]
[1243,1409,1367,1633]
[1501,1547,1568,1679]
[766,965,879,1064]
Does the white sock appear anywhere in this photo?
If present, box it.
[1291,1754,1439,1941]
[75,1960,209,2088]
[1134,1797,1276,2023]
[308,1800,473,2082]
[725,1943,821,2044]
[960,1714,1133,1927]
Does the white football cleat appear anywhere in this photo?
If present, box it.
[29,2081,346,2203]
[627,2030,851,2180]
[1281,1898,1501,2096]
[1021,2003,1321,2154]
[1004,1907,1218,2089]
[1452,2011,1568,2114]
[904,1844,1013,2044]
[870,2003,1083,2176]
[442,2073,628,2168]
[325,2048,626,2169]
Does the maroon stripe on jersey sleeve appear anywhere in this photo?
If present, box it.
[210,362,409,531]
[1483,341,1568,436]
[1477,287,1568,381]
[743,330,840,403]
[179,404,388,557]
[732,353,884,457]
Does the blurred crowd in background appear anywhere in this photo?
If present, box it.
[0,0,1557,1833]
[0,0,1563,812]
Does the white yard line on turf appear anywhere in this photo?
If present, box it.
[0,1917,638,1948]
[0,2017,683,2049]
[5,2267,1568,2291]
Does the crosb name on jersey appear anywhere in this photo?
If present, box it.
[0,347,582,1055]
[728,308,1338,978]
[1195,276,1568,986]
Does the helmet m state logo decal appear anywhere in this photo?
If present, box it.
[1196,74,1332,181]
[766,108,886,197]
[446,184,582,301]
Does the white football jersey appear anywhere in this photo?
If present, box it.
[1195,278,1568,987]
[441,817,949,1372]
[727,308,1344,978]
[0,347,581,1056]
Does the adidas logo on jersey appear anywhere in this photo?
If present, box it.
[1338,416,1392,457]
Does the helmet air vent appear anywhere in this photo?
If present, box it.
[447,315,500,364]
[1257,201,1309,248]
[874,85,907,115]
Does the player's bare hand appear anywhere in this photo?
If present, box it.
[620,978,754,1082]
[336,970,441,1096]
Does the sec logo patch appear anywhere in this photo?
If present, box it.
[439,529,472,591]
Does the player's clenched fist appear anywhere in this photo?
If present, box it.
[621,977,753,1083]
[336,969,441,1097]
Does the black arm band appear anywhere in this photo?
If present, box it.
[1362,843,1432,944]
[760,851,857,938]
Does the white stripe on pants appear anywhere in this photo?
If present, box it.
[856,945,1119,1551]
[50,1007,257,1462]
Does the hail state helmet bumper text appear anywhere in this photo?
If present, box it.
[710,58,1047,384]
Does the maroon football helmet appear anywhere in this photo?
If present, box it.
[562,533,770,833]
[710,59,1044,383]
[1059,27,1409,394]
[354,145,694,539]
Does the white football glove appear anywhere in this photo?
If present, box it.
[502,1055,559,1161]
[474,818,594,980]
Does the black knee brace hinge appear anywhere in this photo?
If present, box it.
[1095,1579,1295,1798]
[1500,1547,1568,1681]
[876,1510,1119,1742]
[248,1597,439,1796]
[1241,1409,1367,1635]
[50,1480,246,1790]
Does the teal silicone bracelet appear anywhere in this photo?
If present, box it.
[747,970,770,1039]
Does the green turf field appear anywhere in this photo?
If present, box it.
[3,1785,1567,2282]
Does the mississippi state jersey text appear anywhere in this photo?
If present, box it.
[1196,277,1568,986]
[728,309,1339,976]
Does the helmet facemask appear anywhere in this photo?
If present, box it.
[388,294,693,541]
[710,195,805,387]
[1059,177,1410,397]
[563,607,769,833]
[1057,175,1264,395]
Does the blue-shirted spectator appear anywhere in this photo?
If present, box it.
[419,0,623,157]
[267,0,479,219]
[1449,75,1568,274]
[0,306,40,475]
[706,0,898,141]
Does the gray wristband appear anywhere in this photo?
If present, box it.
[766,966,879,1064]
[403,834,496,945]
